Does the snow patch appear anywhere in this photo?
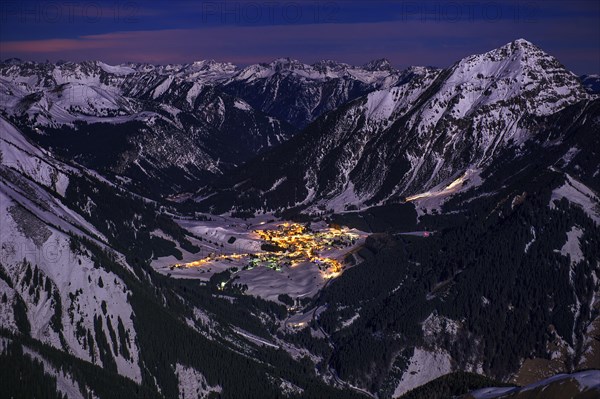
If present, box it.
[341,313,360,328]
[186,83,203,106]
[97,62,135,75]
[550,172,600,224]
[233,99,252,111]
[364,89,396,121]
[422,313,460,337]
[174,363,222,399]
[559,226,584,265]
[393,348,453,398]
[525,226,536,253]
[152,76,174,99]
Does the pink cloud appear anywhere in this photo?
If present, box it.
[1,20,597,72]
[1,38,114,53]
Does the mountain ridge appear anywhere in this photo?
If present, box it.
[195,38,592,214]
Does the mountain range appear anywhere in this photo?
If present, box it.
[197,39,593,214]
[1,39,599,399]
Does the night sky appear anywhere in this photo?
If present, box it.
[1,0,598,74]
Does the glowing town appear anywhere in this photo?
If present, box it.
[172,222,361,280]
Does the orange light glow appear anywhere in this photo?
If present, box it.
[173,223,359,278]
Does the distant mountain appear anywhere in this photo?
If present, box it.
[0,56,415,196]
[220,57,410,129]
[0,59,295,195]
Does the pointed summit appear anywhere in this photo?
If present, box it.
[512,38,534,46]
[443,38,588,116]
[363,58,394,72]
[502,38,543,54]
[484,39,565,66]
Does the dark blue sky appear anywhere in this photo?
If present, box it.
[1,0,598,73]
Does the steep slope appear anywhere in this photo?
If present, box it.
[198,39,591,214]
[303,98,600,396]
[0,117,141,380]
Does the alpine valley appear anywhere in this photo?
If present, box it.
[1,39,599,398]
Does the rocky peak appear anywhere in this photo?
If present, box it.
[363,58,394,72]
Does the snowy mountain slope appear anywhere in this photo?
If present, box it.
[221,57,413,129]
[0,59,296,196]
[197,39,591,214]
[0,117,141,381]
[0,55,427,197]
[2,40,599,399]
[0,117,107,240]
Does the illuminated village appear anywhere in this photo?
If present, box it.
[172,222,360,280]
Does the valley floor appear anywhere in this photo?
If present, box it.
[151,214,367,302]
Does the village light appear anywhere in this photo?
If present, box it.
[173,223,357,279]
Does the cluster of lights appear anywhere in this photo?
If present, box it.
[181,253,247,268]
[173,223,358,278]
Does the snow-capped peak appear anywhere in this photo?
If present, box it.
[512,37,535,46]
[206,38,593,214]
[440,38,589,117]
